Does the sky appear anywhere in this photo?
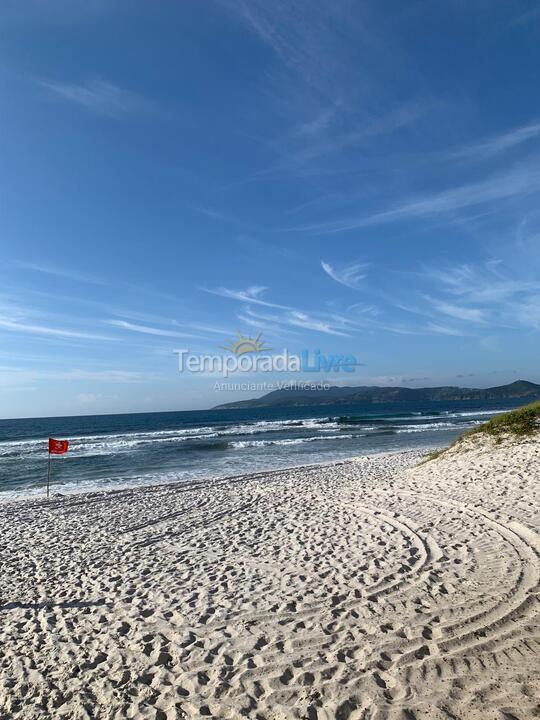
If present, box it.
[1,0,540,418]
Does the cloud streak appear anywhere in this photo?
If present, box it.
[321,260,368,289]
[453,121,540,160]
[289,162,540,234]
[0,318,116,341]
[238,305,351,337]
[0,366,148,387]
[391,260,540,335]
[426,298,485,323]
[107,320,204,339]
[12,260,107,286]
[202,285,291,310]
[39,78,152,117]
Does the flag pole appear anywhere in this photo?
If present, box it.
[46,448,51,500]
[46,438,69,497]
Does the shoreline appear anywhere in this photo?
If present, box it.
[0,401,520,504]
[0,446,431,505]
[1,439,538,718]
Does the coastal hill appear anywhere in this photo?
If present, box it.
[213,379,540,410]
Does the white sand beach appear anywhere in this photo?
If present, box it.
[1,439,539,719]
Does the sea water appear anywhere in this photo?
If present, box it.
[0,399,527,497]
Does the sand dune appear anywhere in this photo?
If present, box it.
[1,439,539,719]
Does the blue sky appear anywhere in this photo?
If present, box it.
[1,1,540,418]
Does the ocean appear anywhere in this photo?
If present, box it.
[0,399,527,497]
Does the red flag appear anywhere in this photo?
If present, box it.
[49,438,69,455]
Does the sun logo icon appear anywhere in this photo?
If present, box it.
[221,331,272,356]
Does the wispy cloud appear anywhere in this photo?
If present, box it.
[11,260,107,286]
[286,310,350,336]
[289,162,540,233]
[239,305,352,337]
[220,0,430,182]
[454,121,540,160]
[426,263,539,304]
[237,308,299,337]
[392,260,540,334]
[321,260,368,289]
[426,323,468,337]
[0,366,148,387]
[220,0,344,85]
[511,296,540,331]
[9,259,186,305]
[277,100,431,171]
[184,322,238,336]
[107,320,203,339]
[38,78,152,117]
[221,281,461,339]
[334,255,540,339]
[204,281,364,337]
[293,104,341,138]
[371,164,540,223]
[202,285,291,310]
[66,369,148,382]
[0,317,115,341]
[426,297,485,323]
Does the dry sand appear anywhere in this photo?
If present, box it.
[1,439,539,719]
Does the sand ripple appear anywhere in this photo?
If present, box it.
[1,442,539,719]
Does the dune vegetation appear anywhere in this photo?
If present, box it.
[424,399,540,462]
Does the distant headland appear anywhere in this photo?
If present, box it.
[213,380,540,410]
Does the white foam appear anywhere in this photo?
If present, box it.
[231,434,353,449]
[396,421,479,434]
[0,417,341,458]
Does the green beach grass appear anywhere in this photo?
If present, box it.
[423,400,540,462]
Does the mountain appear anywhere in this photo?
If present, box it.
[212,380,540,410]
